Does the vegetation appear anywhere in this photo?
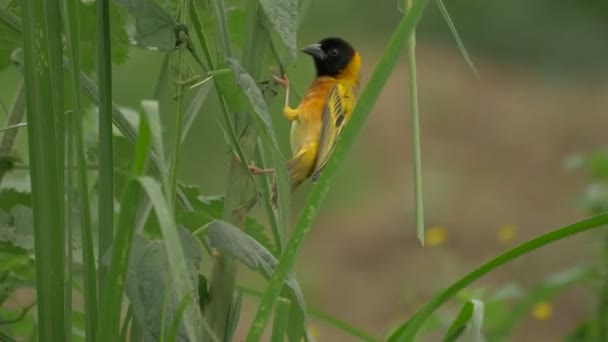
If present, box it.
[0,0,606,341]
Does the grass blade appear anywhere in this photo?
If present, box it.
[97,107,151,342]
[61,0,98,338]
[239,286,379,342]
[271,298,291,342]
[388,214,608,341]
[434,0,478,77]
[246,0,429,339]
[443,299,484,342]
[97,0,114,300]
[405,0,425,244]
[137,177,202,341]
[20,0,66,339]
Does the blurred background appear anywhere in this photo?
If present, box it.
[2,0,608,340]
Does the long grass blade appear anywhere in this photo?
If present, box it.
[434,0,478,77]
[20,0,67,339]
[246,0,429,339]
[97,0,114,301]
[405,0,425,244]
[239,286,379,342]
[97,108,151,342]
[388,214,608,341]
[61,0,98,338]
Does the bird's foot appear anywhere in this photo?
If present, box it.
[270,68,289,89]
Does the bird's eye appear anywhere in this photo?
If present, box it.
[328,48,339,57]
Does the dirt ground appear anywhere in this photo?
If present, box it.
[235,43,608,341]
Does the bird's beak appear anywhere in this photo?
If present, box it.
[301,43,325,60]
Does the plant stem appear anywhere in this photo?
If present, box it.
[168,0,191,210]
[20,0,67,338]
[204,0,268,339]
[406,0,425,244]
[61,0,99,336]
[97,0,114,300]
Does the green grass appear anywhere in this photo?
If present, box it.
[3,0,608,341]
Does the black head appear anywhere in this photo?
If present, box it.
[301,37,356,77]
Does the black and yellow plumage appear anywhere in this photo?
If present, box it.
[249,37,362,203]
[275,37,361,188]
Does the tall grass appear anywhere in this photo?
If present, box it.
[2,0,607,341]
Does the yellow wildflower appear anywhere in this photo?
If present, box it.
[425,226,447,247]
[497,224,517,244]
[531,301,553,320]
[308,326,319,339]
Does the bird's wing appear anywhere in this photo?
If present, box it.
[311,82,356,182]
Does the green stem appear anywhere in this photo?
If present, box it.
[406,0,425,244]
[20,0,67,339]
[203,0,267,340]
[61,0,99,337]
[97,0,114,301]
[168,0,191,210]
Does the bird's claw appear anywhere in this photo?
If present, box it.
[270,67,289,89]
[248,162,275,175]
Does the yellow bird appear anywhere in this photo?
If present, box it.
[252,37,362,202]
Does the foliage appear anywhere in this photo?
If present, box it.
[0,0,606,341]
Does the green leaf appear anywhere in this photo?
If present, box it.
[0,205,33,252]
[208,220,312,340]
[0,14,20,72]
[227,6,246,53]
[125,230,203,341]
[258,0,297,60]
[226,58,290,249]
[443,299,484,342]
[0,189,30,211]
[137,177,203,342]
[79,1,130,72]
[112,0,178,51]
[211,67,251,113]
[178,183,275,253]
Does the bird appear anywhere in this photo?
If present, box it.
[251,37,361,204]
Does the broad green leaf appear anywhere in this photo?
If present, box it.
[179,183,275,253]
[258,0,297,60]
[0,189,30,210]
[211,67,251,113]
[125,230,202,341]
[79,1,130,72]
[208,220,312,341]
[137,177,203,342]
[226,58,290,249]
[112,0,178,51]
[227,6,246,54]
[0,14,20,71]
[0,205,32,253]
